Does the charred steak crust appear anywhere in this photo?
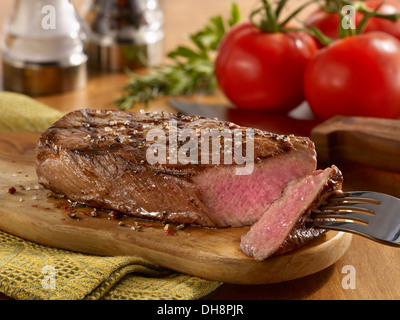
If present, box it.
[37,109,315,171]
[36,109,317,229]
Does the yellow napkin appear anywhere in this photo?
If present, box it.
[0,92,222,300]
[0,92,64,132]
[0,231,221,300]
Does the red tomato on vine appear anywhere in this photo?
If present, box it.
[304,32,400,120]
[364,0,400,39]
[215,1,318,113]
[305,0,400,43]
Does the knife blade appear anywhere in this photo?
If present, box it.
[167,99,320,137]
[168,100,231,120]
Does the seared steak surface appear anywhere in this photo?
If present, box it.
[36,109,342,259]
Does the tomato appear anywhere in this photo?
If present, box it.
[305,7,361,46]
[305,0,400,43]
[304,8,341,41]
[215,22,317,112]
[303,32,400,120]
[363,0,400,40]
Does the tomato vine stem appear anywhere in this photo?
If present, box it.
[250,0,315,33]
[301,0,400,46]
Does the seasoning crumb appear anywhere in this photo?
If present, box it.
[134,222,142,231]
[67,213,77,219]
[118,221,124,226]
[163,224,176,236]
[130,222,142,231]
[90,211,98,217]
[109,211,122,220]
[8,187,16,194]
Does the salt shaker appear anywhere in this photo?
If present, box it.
[1,0,88,96]
[82,0,164,72]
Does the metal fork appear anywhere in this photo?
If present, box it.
[311,191,400,247]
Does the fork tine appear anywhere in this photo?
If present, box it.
[319,201,379,215]
[313,191,400,247]
[329,191,382,203]
[314,220,370,236]
[327,196,381,205]
[316,220,400,246]
[315,194,380,225]
[312,210,372,224]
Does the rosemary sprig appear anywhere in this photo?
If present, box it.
[116,3,241,110]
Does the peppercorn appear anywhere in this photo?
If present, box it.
[7,187,16,194]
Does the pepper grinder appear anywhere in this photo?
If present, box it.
[1,0,88,96]
[82,0,164,73]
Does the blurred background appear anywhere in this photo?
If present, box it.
[0,0,313,109]
[0,0,310,52]
[0,0,312,85]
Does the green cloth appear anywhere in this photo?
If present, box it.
[0,92,222,300]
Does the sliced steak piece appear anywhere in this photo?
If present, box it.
[36,109,317,228]
[239,165,343,261]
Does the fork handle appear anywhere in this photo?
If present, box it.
[311,116,400,173]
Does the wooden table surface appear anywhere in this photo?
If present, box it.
[0,0,399,300]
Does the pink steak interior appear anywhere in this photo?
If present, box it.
[193,151,316,227]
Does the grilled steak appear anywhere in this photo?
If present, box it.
[239,165,343,260]
[37,109,316,228]
[36,109,341,259]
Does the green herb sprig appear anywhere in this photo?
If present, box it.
[116,3,241,111]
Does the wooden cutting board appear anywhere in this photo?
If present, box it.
[311,116,400,198]
[0,132,352,284]
[311,115,400,174]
